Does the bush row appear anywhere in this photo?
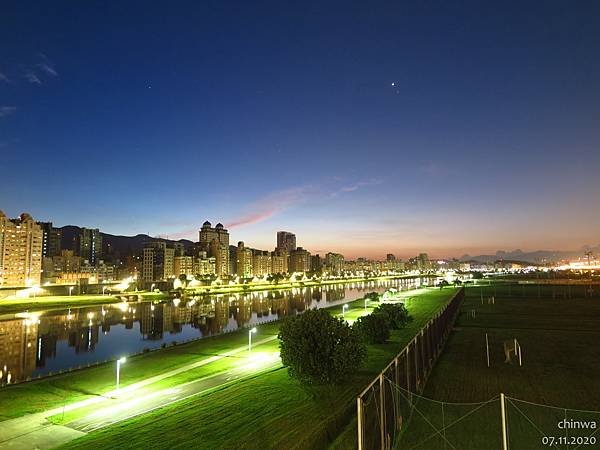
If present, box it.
[278,301,412,384]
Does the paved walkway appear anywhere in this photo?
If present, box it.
[0,413,84,449]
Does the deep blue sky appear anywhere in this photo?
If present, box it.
[1,1,599,258]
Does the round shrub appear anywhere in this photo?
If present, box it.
[278,308,366,384]
[373,303,412,329]
[354,313,390,344]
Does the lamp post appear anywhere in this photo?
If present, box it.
[102,286,107,296]
[342,303,349,319]
[248,327,257,352]
[150,283,155,292]
[69,286,74,296]
[116,357,127,392]
[364,298,368,312]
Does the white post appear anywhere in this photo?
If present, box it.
[248,327,257,352]
[485,333,490,367]
[116,357,126,392]
[518,344,522,366]
[379,374,385,450]
[500,393,508,450]
[116,360,121,391]
[357,397,364,450]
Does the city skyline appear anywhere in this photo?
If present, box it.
[2,2,600,259]
[0,210,600,262]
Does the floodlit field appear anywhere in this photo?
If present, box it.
[397,282,600,450]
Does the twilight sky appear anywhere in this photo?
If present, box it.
[1,1,599,259]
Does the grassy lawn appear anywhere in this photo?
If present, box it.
[0,321,280,420]
[56,288,458,450]
[396,284,600,450]
[0,292,168,315]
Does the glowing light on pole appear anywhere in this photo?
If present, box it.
[150,283,155,292]
[248,327,257,352]
[343,303,349,319]
[364,298,368,312]
[69,286,74,296]
[116,357,126,392]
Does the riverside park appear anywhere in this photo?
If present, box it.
[1,277,599,450]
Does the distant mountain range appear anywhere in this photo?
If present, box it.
[59,225,195,259]
[459,245,600,264]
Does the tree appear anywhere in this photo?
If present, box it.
[373,303,412,329]
[354,313,390,344]
[278,309,366,384]
[364,292,381,302]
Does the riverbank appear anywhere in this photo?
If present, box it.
[0,292,168,316]
[183,273,428,296]
[0,274,431,315]
[0,287,403,420]
[57,288,459,450]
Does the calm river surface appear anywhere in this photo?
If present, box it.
[0,277,424,384]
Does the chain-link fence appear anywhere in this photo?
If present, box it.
[357,287,465,449]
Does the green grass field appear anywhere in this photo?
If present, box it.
[53,288,458,450]
[396,283,600,450]
[0,321,281,421]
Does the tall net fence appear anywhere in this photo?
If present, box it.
[359,383,600,450]
[357,288,465,449]
[505,397,600,450]
[394,388,501,450]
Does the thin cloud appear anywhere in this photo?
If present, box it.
[0,72,9,83]
[162,179,383,238]
[226,185,314,229]
[37,63,58,77]
[25,71,42,84]
[329,179,383,198]
[0,106,16,117]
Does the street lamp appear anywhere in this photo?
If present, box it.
[364,298,368,312]
[102,286,107,296]
[342,303,349,318]
[69,286,74,296]
[150,283,155,292]
[248,327,257,352]
[116,357,126,392]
